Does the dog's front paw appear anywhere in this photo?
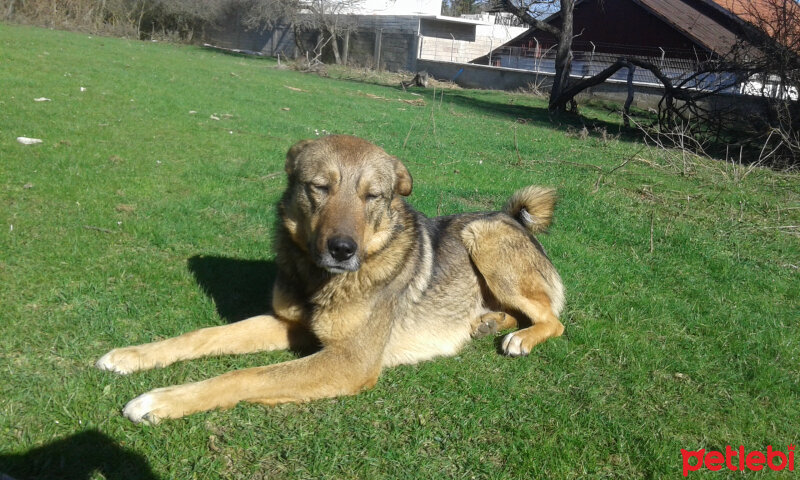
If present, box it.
[123,392,161,424]
[96,347,151,374]
[123,387,186,424]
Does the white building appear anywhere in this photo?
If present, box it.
[206,1,529,71]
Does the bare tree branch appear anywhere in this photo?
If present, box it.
[492,0,561,37]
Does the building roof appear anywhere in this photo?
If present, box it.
[498,0,741,55]
[421,15,491,26]
[484,0,798,67]
[706,0,800,46]
[708,0,785,28]
[354,0,441,16]
[633,0,739,54]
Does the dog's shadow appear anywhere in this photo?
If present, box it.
[0,430,158,480]
[187,255,320,355]
[187,255,277,324]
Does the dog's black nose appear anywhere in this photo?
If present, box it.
[327,236,357,262]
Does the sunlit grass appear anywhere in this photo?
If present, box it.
[1,23,798,479]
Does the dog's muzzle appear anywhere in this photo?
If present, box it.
[317,235,361,273]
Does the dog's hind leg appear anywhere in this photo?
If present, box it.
[461,218,564,357]
[498,294,564,357]
[471,311,519,338]
[96,315,314,374]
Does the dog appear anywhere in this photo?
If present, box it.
[96,135,565,424]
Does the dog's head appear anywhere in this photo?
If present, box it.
[280,135,413,274]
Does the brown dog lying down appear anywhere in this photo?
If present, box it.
[96,135,565,424]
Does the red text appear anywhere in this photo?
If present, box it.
[681,445,794,476]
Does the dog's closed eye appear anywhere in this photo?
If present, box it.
[309,183,329,194]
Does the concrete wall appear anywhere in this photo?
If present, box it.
[419,59,550,90]
[334,28,419,71]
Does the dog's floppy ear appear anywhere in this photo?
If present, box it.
[393,157,413,196]
[285,139,314,176]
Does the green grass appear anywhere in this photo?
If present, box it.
[1,23,799,479]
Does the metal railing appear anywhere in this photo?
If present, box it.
[491,46,741,93]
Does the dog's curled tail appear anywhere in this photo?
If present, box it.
[503,186,556,235]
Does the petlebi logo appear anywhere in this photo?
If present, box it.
[682,445,795,476]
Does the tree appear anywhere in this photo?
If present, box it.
[492,0,575,113]
[240,0,300,30]
[299,0,362,64]
[237,0,365,65]
[495,0,799,164]
[443,0,490,16]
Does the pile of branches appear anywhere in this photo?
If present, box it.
[546,37,798,167]
[616,54,797,169]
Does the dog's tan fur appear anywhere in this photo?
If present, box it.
[96,135,565,424]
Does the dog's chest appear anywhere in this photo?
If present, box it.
[381,275,485,367]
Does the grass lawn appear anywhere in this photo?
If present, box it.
[1,23,798,479]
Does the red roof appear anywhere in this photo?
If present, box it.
[708,0,800,48]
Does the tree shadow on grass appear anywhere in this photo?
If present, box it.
[0,430,158,480]
[404,86,772,162]
[187,255,277,324]
[396,85,645,143]
[443,91,642,140]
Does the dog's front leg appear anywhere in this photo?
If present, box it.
[121,347,381,424]
[96,314,312,374]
